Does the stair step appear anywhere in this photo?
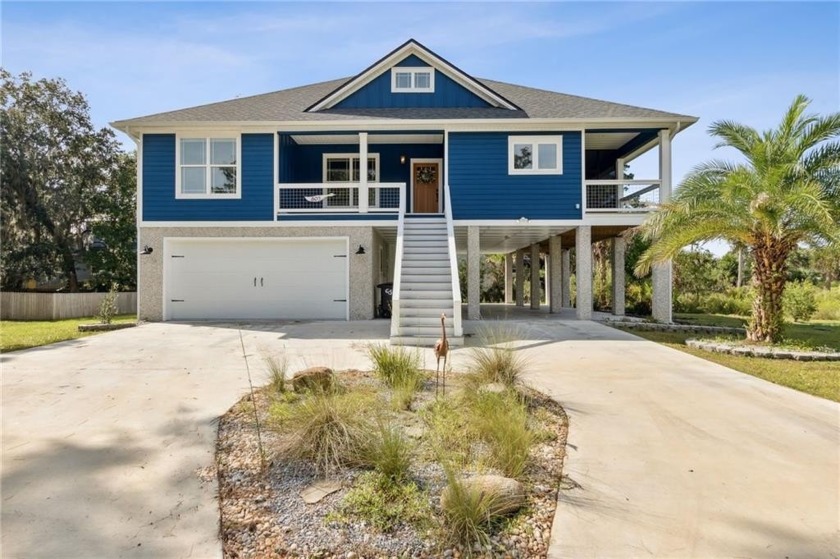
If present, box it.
[398,326,458,337]
[404,234,447,241]
[399,289,452,299]
[390,336,464,348]
[399,319,456,328]
[403,252,449,260]
[402,282,452,291]
[403,262,450,268]
[401,266,451,274]
[404,240,448,247]
[399,298,454,308]
[396,306,455,317]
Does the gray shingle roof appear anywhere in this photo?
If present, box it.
[112,76,696,128]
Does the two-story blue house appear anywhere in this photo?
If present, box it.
[112,39,696,345]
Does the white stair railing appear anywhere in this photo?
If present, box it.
[443,183,463,337]
[389,189,407,338]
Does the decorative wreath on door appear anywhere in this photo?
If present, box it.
[416,166,437,184]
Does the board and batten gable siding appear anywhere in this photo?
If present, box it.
[333,55,492,109]
[142,133,275,221]
[448,132,583,220]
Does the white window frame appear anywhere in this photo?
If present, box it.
[175,133,242,199]
[321,153,381,208]
[390,67,435,93]
[508,135,564,175]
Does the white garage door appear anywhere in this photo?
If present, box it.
[165,238,348,320]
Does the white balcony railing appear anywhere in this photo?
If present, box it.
[584,180,661,213]
[277,182,405,214]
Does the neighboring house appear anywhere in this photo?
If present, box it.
[112,39,697,345]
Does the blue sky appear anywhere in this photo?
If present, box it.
[3,1,839,234]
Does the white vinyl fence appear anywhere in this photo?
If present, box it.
[0,292,137,321]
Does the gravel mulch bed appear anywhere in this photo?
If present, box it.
[215,370,568,559]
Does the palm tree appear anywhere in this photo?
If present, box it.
[636,95,840,343]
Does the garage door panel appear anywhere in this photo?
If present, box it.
[166,239,348,320]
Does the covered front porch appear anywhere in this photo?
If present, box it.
[276,131,445,218]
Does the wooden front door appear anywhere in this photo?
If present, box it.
[412,161,440,213]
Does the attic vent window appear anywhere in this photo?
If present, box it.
[391,67,435,93]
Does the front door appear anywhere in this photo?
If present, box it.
[412,161,440,213]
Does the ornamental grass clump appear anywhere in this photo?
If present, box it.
[271,389,374,476]
[468,325,528,387]
[264,355,288,394]
[439,466,500,553]
[360,421,414,483]
[468,390,535,479]
[367,344,425,409]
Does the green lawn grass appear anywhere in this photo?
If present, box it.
[0,315,137,353]
[626,314,840,402]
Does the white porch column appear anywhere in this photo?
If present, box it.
[358,132,369,213]
[615,157,625,209]
[561,249,571,308]
[530,243,541,310]
[515,248,525,307]
[612,236,626,316]
[549,235,562,313]
[575,226,593,320]
[652,129,673,322]
[467,226,481,320]
[504,253,513,304]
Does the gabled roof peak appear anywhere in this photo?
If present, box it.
[305,39,521,113]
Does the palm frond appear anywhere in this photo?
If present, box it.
[709,120,760,157]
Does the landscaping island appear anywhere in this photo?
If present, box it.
[216,344,567,558]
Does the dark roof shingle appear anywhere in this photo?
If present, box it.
[112,76,695,128]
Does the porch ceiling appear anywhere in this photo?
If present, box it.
[291,133,443,145]
[454,225,574,254]
[584,132,638,150]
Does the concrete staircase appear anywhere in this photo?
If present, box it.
[390,216,462,346]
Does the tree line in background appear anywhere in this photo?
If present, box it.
[1,69,136,293]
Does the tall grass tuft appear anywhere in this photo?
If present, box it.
[368,344,425,410]
[271,389,374,476]
[468,391,535,478]
[439,465,498,553]
[468,324,528,387]
[264,355,288,394]
[360,421,414,483]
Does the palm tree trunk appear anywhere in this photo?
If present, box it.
[747,242,789,343]
[736,248,744,288]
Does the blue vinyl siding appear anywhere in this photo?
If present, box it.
[142,133,274,221]
[278,139,444,213]
[334,56,490,109]
[448,132,582,220]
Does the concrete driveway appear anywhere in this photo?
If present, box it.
[2,319,838,558]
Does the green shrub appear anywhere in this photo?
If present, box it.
[359,422,413,483]
[270,390,374,476]
[701,287,753,316]
[626,282,652,316]
[264,355,287,394]
[421,399,475,467]
[784,282,818,322]
[98,286,119,324]
[814,287,840,320]
[330,471,431,533]
[468,391,534,478]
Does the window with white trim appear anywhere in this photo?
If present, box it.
[390,67,435,93]
[322,153,380,207]
[508,136,563,175]
[177,136,240,198]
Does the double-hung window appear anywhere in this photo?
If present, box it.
[508,136,563,175]
[322,153,380,208]
[177,136,240,198]
[390,67,435,93]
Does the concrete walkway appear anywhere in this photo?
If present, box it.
[2,319,838,558]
